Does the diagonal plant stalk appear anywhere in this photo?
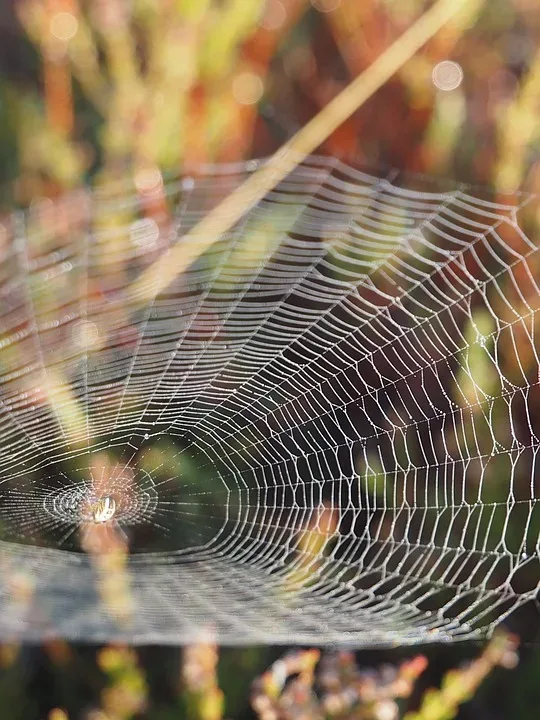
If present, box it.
[129,0,470,304]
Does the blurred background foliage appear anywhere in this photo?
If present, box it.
[1,0,540,718]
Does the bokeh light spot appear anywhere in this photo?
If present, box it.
[134,167,163,193]
[72,321,100,351]
[260,0,287,30]
[232,72,264,105]
[130,218,160,250]
[48,710,69,720]
[50,12,78,41]
[311,0,342,12]
[432,60,464,91]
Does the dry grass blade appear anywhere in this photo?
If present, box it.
[128,0,470,304]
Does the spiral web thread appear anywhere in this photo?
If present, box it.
[0,155,539,646]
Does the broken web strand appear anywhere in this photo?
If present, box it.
[0,160,539,644]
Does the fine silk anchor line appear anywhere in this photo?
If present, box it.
[0,157,538,645]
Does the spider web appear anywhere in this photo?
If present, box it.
[0,155,539,646]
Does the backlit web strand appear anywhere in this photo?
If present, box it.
[0,156,538,645]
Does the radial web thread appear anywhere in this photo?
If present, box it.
[0,156,539,645]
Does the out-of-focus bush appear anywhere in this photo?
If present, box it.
[0,1,540,719]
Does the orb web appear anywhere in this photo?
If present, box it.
[0,155,539,645]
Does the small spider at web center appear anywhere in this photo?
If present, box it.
[91,496,116,524]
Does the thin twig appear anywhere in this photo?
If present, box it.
[128,0,469,303]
